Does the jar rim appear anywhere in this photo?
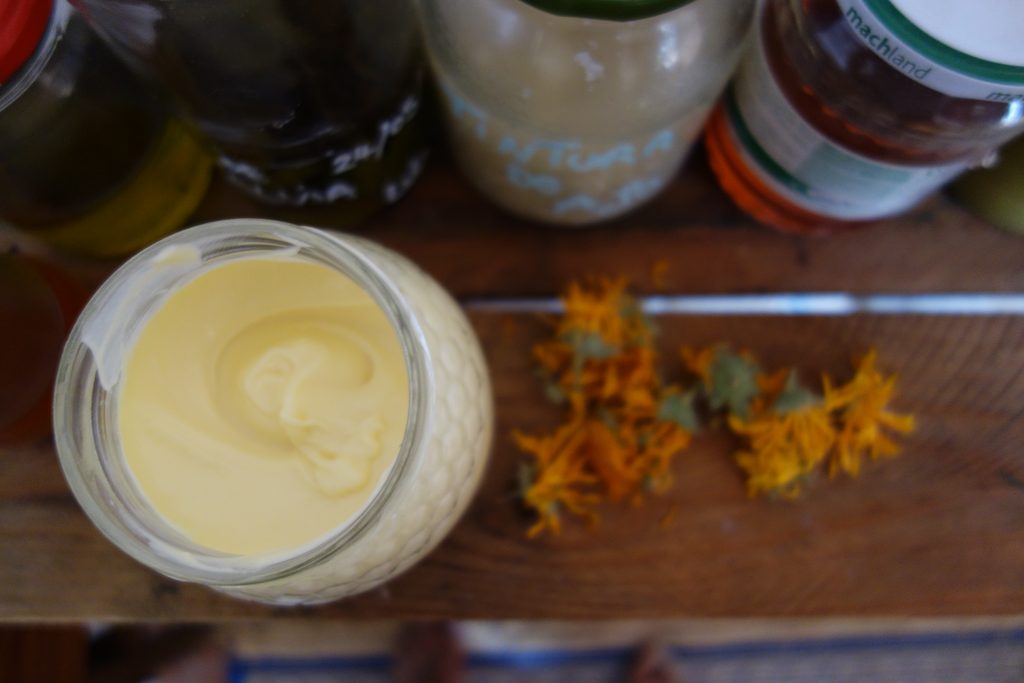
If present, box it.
[516,0,698,21]
[0,0,68,112]
[53,219,431,586]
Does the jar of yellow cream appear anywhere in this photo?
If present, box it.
[53,219,493,604]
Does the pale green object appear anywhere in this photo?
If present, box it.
[951,137,1024,234]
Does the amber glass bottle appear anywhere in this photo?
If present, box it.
[706,0,1024,234]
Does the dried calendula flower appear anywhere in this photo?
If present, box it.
[514,278,697,536]
[533,275,655,418]
[514,418,601,538]
[824,349,916,478]
[518,278,917,529]
[728,369,836,499]
[717,349,914,498]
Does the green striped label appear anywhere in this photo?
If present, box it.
[837,0,1024,101]
[725,26,968,220]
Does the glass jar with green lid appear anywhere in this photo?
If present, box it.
[418,0,755,225]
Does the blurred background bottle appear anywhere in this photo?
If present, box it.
[0,0,212,257]
[0,252,83,444]
[74,0,430,220]
[705,0,1024,234]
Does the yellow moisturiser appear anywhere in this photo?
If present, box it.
[118,258,409,555]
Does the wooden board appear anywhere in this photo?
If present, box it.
[3,312,1023,620]
[191,156,1024,297]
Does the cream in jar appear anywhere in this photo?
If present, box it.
[119,258,408,555]
[54,220,493,604]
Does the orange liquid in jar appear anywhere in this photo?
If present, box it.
[706,0,1024,234]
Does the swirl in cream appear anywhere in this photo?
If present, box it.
[118,258,408,555]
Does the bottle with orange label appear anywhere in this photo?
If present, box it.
[705,0,1024,234]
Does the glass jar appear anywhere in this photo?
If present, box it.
[75,0,430,217]
[418,0,754,225]
[705,0,1024,233]
[53,220,493,604]
[0,0,212,257]
[951,136,1024,234]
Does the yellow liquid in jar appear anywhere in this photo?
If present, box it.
[23,120,213,257]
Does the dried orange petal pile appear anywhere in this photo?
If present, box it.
[514,277,697,538]
[514,278,915,536]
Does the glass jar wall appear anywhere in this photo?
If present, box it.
[418,0,754,225]
[54,221,493,604]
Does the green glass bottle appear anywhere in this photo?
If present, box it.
[76,0,429,221]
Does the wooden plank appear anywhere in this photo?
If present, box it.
[3,313,1023,620]
[0,626,87,681]
[190,155,1024,297]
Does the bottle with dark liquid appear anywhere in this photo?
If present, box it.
[75,0,430,218]
[705,0,1024,234]
[0,0,212,256]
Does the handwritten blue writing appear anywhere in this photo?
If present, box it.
[553,177,665,218]
[506,163,560,196]
[441,82,488,140]
[566,144,635,172]
[643,129,674,159]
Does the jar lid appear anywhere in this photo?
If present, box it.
[0,0,54,86]
[890,0,1024,68]
[518,0,697,21]
[837,0,1024,100]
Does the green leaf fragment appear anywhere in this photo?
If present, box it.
[619,297,658,338]
[707,349,761,421]
[543,379,567,405]
[657,390,700,432]
[595,406,619,434]
[560,330,617,360]
[771,369,821,415]
[638,312,659,338]
[517,461,536,499]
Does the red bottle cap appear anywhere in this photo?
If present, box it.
[0,0,54,86]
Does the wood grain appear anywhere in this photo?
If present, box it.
[191,155,1024,297]
[3,313,1023,620]
[0,626,87,681]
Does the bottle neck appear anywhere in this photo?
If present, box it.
[0,0,54,83]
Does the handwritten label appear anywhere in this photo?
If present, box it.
[218,93,422,207]
[383,149,430,204]
[440,79,691,221]
[331,94,421,175]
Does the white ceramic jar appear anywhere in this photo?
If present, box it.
[53,219,493,605]
[418,0,755,225]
